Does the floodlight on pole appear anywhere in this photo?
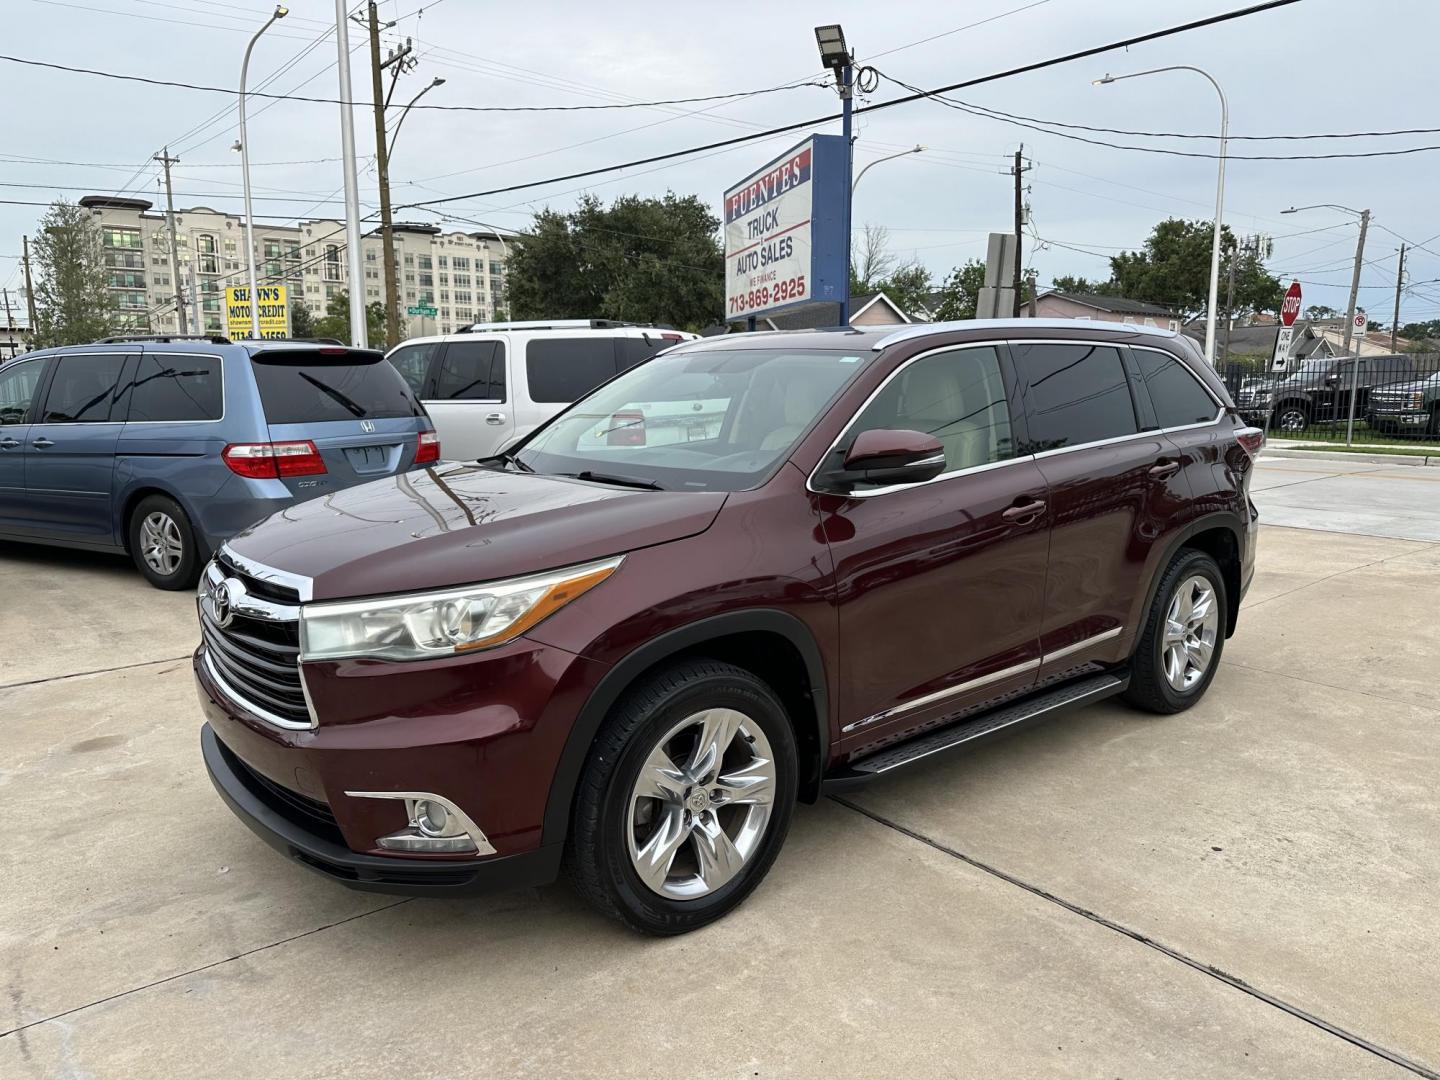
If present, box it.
[814,24,848,71]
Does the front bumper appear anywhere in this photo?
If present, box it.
[202,724,562,895]
[1369,408,1429,428]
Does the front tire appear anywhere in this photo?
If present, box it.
[1124,549,1228,715]
[1270,403,1311,434]
[128,494,201,590]
[566,659,798,935]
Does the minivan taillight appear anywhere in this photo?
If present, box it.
[415,430,440,464]
[607,410,645,446]
[222,440,327,479]
[1235,426,1265,460]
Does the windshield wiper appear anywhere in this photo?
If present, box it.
[297,371,367,418]
[560,470,664,491]
[477,448,533,473]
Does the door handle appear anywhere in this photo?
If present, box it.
[0,437,19,449]
[1002,499,1046,523]
[32,437,54,449]
[484,412,506,425]
[1149,460,1181,479]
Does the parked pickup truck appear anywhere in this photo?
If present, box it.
[1368,371,1440,437]
[1237,355,1423,433]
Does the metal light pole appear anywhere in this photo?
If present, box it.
[238,5,288,340]
[1097,66,1228,365]
[1282,203,1370,355]
[388,77,445,159]
[334,0,367,348]
[852,145,924,195]
[815,25,854,326]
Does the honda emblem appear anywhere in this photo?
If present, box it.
[360,420,376,433]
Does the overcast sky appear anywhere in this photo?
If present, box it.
[3,0,1438,325]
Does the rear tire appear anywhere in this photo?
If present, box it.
[1124,549,1228,715]
[128,494,201,591]
[1270,403,1310,434]
[565,659,798,936]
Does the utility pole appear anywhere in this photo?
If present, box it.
[1011,145,1028,318]
[21,235,38,329]
[1391,244,1405,353]
[1341,208,1370,355]
[153,147,188,334]
[365,2,410,349]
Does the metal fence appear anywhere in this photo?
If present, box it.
[1222,353,1440,446]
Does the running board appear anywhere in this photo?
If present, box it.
[823,672,1128,792]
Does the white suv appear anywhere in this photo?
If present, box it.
[385,320,696,460]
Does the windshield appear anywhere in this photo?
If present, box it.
[1296,359,1333,374]
[512,347,870,491]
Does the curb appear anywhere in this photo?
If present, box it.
[1260,447,1438,467]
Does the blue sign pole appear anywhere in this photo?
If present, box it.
[839,61,854,326]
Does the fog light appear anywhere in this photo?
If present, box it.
[344,789,496,856]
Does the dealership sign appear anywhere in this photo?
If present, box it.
[225,285,291,340]
[724,135,847,320]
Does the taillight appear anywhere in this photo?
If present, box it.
[415,430,440,464]
[661,333,683,343]
[1235,426,1265,460]
[222,440,327,479]
[607,410,645,446]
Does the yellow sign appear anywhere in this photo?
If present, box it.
[225,285,291,340]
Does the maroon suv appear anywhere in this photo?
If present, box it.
[196,320,1263,934]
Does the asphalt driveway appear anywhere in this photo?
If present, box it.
[2,458,1437,1078]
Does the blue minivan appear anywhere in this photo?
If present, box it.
[0,336,438,589]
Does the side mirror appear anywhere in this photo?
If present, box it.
[831,429,947,489]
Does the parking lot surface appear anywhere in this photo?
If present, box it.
[3,458,1437,1078]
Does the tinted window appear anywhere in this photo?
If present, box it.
[1133,350,1218,428]
[526,339,618,403]
[126,354,223,422]
[41,353,126,423]
[617,336,665,371]
[1013,343,1137,450]
[251,352,424,423]
[433,340,505,401]
[838,346,1013,480]
[0,359,48,424]
[387,342,440,398]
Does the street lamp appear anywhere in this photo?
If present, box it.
[237,4,288,340]
[1281,203,1371,355]
[852,145,924,195]
[814,24,855,325]
[387,77,445,159]
[1097,66,1228,366]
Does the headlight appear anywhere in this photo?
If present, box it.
[1411,392,1425,409]
[299,556,622,662]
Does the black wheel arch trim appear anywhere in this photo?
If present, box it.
[541,608,830,847]
[1137,512,1248,645]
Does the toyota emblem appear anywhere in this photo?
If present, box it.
[212,578,245,628]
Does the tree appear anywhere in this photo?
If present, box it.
[878,262,933,318]
[932,259,987,321]
[506,192,723,331]
[289,298,315,338]
[30,199,117,347]
[1106,218,1282,320]
[313,290,385,344]
[1050,274,1116,296]
[1305,304,1339,320]
[850,223,897,294]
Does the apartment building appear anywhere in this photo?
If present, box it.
[78,195,512,339]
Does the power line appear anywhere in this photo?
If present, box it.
[0,153,343,169]
[0,52,829,111]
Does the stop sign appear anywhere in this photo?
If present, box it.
[1280,281,1302,327]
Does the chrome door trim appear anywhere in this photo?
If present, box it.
[807,340,1034,499]
[1041,625,1123,664]
[841,657,1042,734]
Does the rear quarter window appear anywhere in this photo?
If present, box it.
[126,353,223,421]
[525,338,620,403]
[1132,350,1219,428]
[250,350,424,424]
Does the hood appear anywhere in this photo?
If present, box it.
[225,463,727,600]
[1372,377,1438,393]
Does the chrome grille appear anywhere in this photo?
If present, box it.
[199,559,313,729]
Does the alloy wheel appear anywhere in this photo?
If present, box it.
[626,708,777,900]
[1277,408,1308,432]
[1162,574,1220,692]
[139,511,184,577]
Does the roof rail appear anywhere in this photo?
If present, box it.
[95,333,233,345]
[870,318,1178,351]
[459,318,647,333]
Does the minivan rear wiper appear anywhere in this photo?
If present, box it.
[559,470,664,491]
[297,371,367,418]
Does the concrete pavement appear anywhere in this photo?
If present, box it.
[1252,454,1440,541]
[3,458,1438,1077]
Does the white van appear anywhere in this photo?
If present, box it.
[385,320,696,461]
